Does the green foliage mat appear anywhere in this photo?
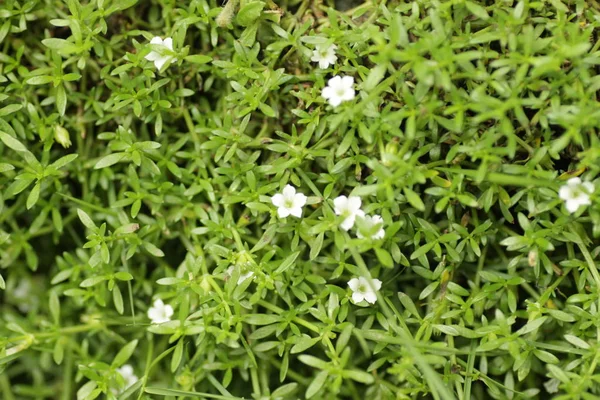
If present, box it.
[2,0,600,399]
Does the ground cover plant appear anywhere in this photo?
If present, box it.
[2,0,600,399]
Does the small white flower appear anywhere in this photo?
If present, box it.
[348,276,382,304]
[311,43,337,69]
[271,184,307,218]
[558,177,594,213]
[145,36,177,71]
[116,364,138,391]
[322,75,355,107]
[333,195,364,231]
[356,214,385,240]
[226,265,255,284]
[147,298,174,324]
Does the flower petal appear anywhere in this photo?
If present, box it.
[347,196,361,211]
[364,291,377,304]
[351,292,365,303]
[339,215,355,231]
[150,36,163,45]
[372,279,382,291]
[145,51,160,61]
[341,88,356,101]
[333,195,348,214]
[566,200,580,213]
[558,185,571,201]
[282,184,296,199]
[163,37,174,50]
[322,86,334,99]
[277,207,291,218]
[341,76,354,87]
[164,304,174,318]
[567,177,581,186]
[292,193,307,208]
[348,278,360,291]
[153,298,164,308]
[271,193,284,207]
[154,56,169,71]
[328,96,342,107]
[289,206,303,218]
[328,75,342,87]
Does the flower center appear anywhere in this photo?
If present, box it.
[358,284,367,293]
[284,198,294,208]
[336,88,346,97]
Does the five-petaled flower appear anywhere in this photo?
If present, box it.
[348,276,382,304]
[559,177,594,213]
[356,214,385,240]
[147,298,173,324]
[145,36,177,71]
[271,184,307,218]
[311,43,338,69]
[333,195,364,231]
[226,265,255,284]
[116,365,138,392]
[322,75,355,107]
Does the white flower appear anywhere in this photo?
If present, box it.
[116,364,138,391]
[226,265,254,284]
[322,75,355,107]
[558,177,594,213]
[271,184,307,218]
[356,214,385,240]
[145,36,177,70]
[311,43,337,69]
[147,298,174,324]
[348,277,382,304]
[333,195,364,231]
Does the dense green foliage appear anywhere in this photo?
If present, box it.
[2,0,600,399]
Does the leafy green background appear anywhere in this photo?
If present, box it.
[2,0,600,399]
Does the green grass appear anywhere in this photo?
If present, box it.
[2,0,600,399]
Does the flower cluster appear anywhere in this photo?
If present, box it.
[270,186,384,304]
[333,195,385,240]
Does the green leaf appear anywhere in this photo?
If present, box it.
[305,370,328,399]
[0,104,23,117]
[49,291,60,325]
[171,339,184,373]
[404,187,425,211]
[343,369,374,384]
[112,340,138,367]
[26,183,41,209]
[564,334,590,349]
[26,75,54,85]
[244,314,280,325]
[94,152,127,169]
[77,209,96,229]
[465,1,490,20]
[56,84,66,116]
[236,1,265,26]
[275,251,301,274]
[113,284,124,314]
[145,387,244,399]
[185,55,212,64]
[0,163,14,173]
[0,131,28,152]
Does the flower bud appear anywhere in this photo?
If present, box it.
[54,125,71,148]
[216,0,239,28]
